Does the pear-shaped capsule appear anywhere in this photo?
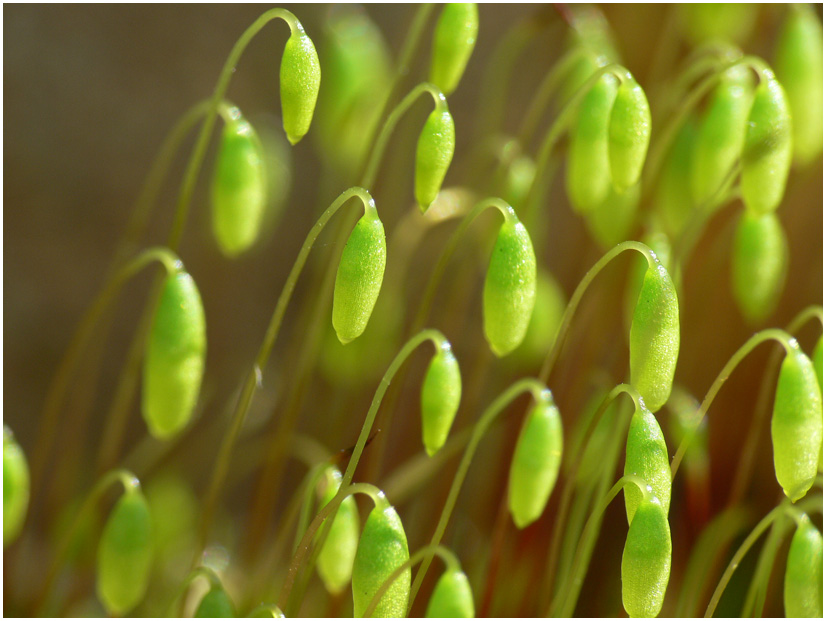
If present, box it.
[608,76,651,191]
[96,490,153,616]
[621,495,672,618]
[482,218,537,357]
[352,504,411,618]
[421,344,462,456]
[741,77,792,215]
[332,213,387,344]
[3,427,29,547]
[425,569,475,618]
[624,406,671,524]
[784,516,823,618]
[429,3,479,96]
[771,348,823,502]
[280,26,321,145]
[195,586,235,618]
[317,467,360,595]
[142,271,207,439]
[508,399,563,529]
[629,261,680,413]
[211,114,267,257]
[731,210,788,324]
[416,108,456,212]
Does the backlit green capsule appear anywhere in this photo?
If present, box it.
[514,269,566,365]
[421,344,462,456]
[429,3,479,96]
[482,218,537,357]
[3,427,29,547]
[731,210,788,324]
[655,116,698,237]
[771,348,823,502]
[352,504,410,618]
[621,495,672,618]
[508,400,563,529]
[585,182,640,250]
[332,213,387,345]
[280,26,321,145]
[142,271,207,439]
[629,261,680,413]
[741,76,792,215]
[415,108,456,212]
[317,467,360,595]
[691,66,753,206]
[775,5,823,166]
[624,407,671,524]
[96,490,153,616]
[502,153,536,212]
[608,77,651,191]
[425,569,475,618]
[195,586,235,618]
[784,516,823,618]
[211,114,267,257]
[566,74,619,214]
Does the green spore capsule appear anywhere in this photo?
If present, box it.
[608,76,651,191]
[416,108,456,212]
[775,5,823,166]
[421,344,462,456]
[317,467,360,595]
[566,74,619,214]
[741,76,792,215]
[812,336,823,392]
[429,3,479,96]
[142,271,207,439]
[624,407,671,524]
[784,516,823,618]
[679,3,757,46]
[629,261,680,413]
[482,218,537,357]
[507,399,563,529]
[96,490,153,616]
[195,586,235,618]
[621,495,672,618]
[691,65,753,206]
[280,25,321,145]
[211,114,267,257]
[3,427,29,547]
[656,116,697,237]
[425,569,475,618]
[332,212,387,345]
[515,269,566,365]
[352,504,411,618]
[771,347,823,502]
[585,182,640,250]
[731,210,788,325]
[502,153,536,212]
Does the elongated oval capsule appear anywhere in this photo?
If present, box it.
[624,406,671,524]
[784,515,823,618]
[96,490,153,616]
[195,586,235,618]
[656,116,698,237]
[585,182,640,250]
[416,108,456,212]
[515,269,566,365]
[352,504,410,618]
[731,210,788,324]
[621,495,672,618]
[429,3,479,96]
[3,427,29,547]
[281,25,321,145]
[629,261,680,413]
[771,347,823,502]
[211,114,267,257]
[142,271,207,439]
[508,399,563,529]
[317,467,360,595]
[608,76,651,191]
[425,569,475,618]
[332,213,387,345]
[741,76,792,215]
[421,343,462,456]
[566,74,618,214]
[775,5,823,166]
[691,65,753,206]
[483,218,537,357]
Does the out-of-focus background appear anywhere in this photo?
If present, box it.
[4,4,823,617]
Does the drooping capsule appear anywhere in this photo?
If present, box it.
[624,406,671,524]
[608,76,651,191]
[621,495,672,618]
[421,344,462,456]
[142,270,207,439]
[332,213,387,344]
[3,427,29,547]
[771,347,823,502]
[317,467,360,595]
[514,269,566,365]
[429,3,479,96]
[655,116,698,237]
[482,217,537,357]
[425,569,475,618]
[280,25,321,145]
[195,586,235,618]
[585,182,640,250]
[415,108,456,212]
[784,515,823,618]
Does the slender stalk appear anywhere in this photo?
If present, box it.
[741,509,788,617]
[293,464,329,555]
